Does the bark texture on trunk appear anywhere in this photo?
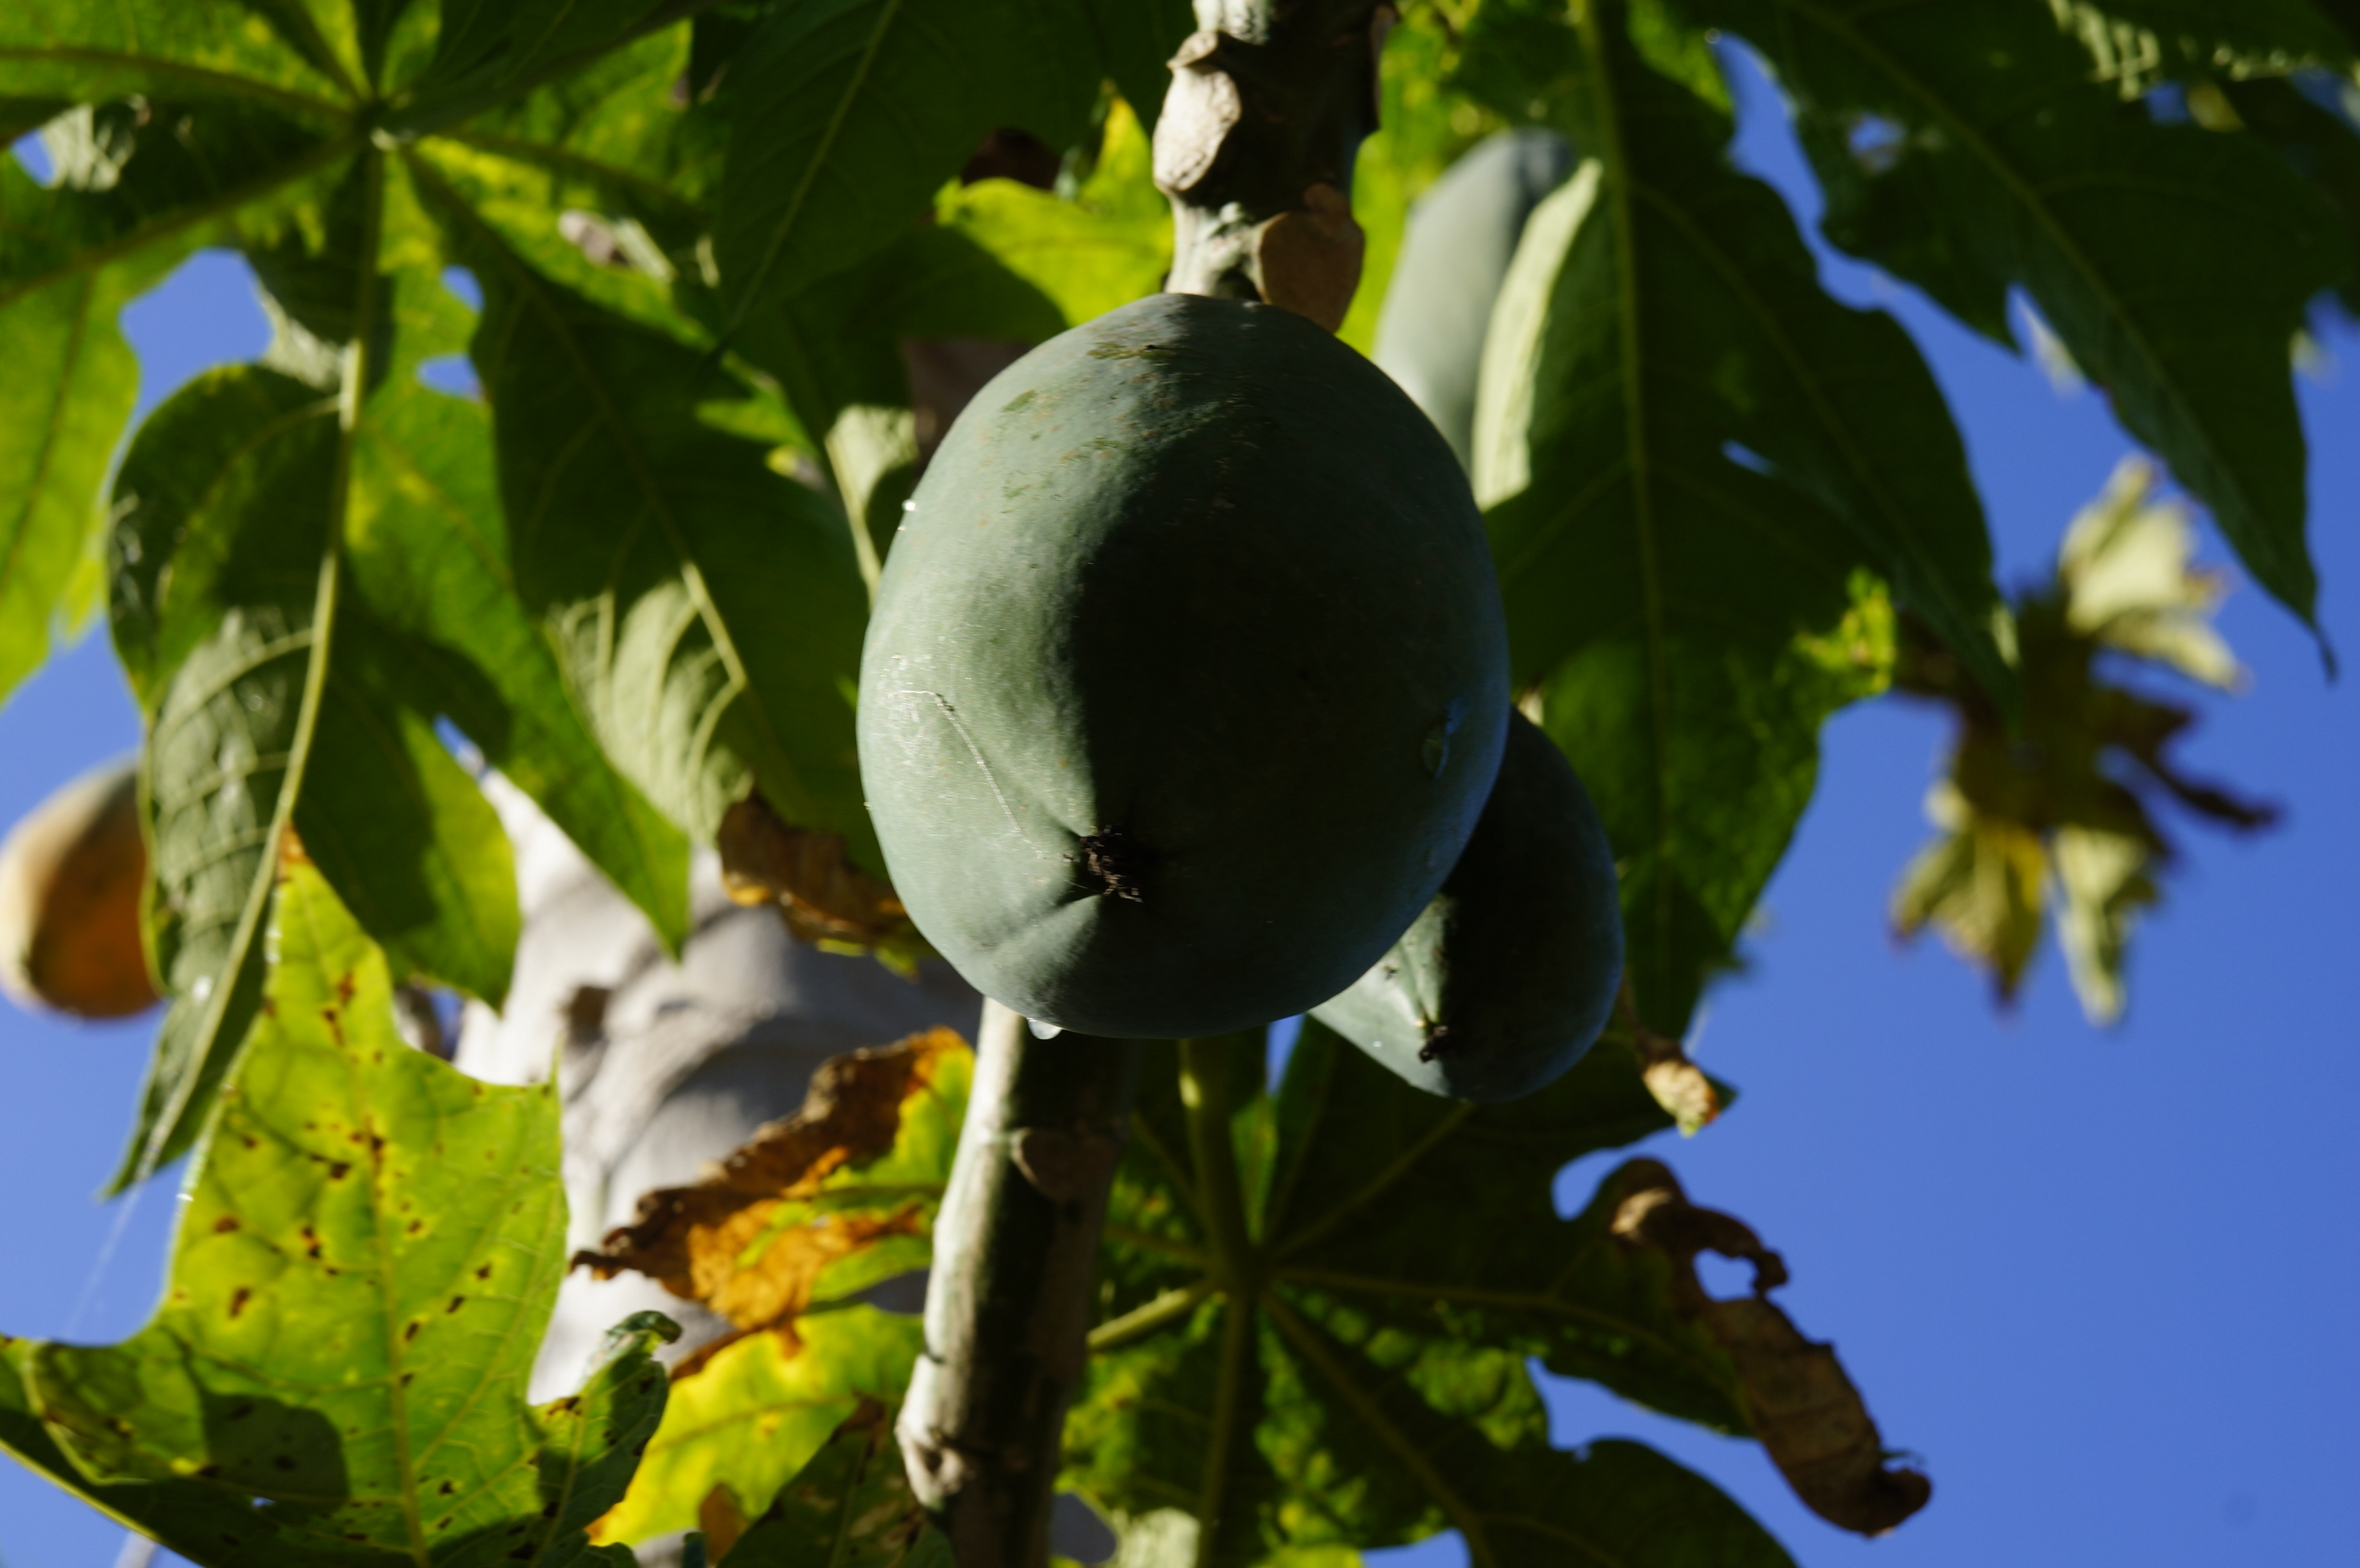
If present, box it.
[898,1003,1143,1566]
[1155,0,1394,330]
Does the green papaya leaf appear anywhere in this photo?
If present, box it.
[424,0,664,97]
[1077,0,1196,136]
[5,0,781,1183]
[0,849,672,1566]
[934,101,1170,337]
[346,246,691,952]
[712,0,1102,325]
[106,343,524,1184]
[718,1399,952,1568]
[419,172,878,866]
[1459,0,1963,1030]
[2219,76,2360,318]
[1061,1028,1826,1565]
[0,2,354,104]
[104,363,344,1189]
[0,97,348,709]
[431,26,725,252]
[1685,0,2350,634]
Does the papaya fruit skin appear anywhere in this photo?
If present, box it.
[1313,710,1621,1101]
[0,757,160,1019]
[859,294,1510,1038]
[1373,129,1574,470]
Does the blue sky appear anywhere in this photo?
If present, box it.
[3,47,2356,1568]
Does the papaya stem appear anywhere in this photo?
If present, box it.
[1155,0,1396,332]
[1176,1037,1263,1297]
[899,1002,1142,1567]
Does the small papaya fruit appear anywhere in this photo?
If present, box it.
[1312,710,1621,1101]
[859,293,1510,1039]
[1373,128,1574,470]
[0,757,160,1019]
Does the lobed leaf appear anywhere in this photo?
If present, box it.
[0,1,356,107]
[580,1029,965,1548]
[346,244,691,951]
[1462,0,1965,1031]
[0,848,671,1566]
[576,1029,970,1330]
[1891,458,2276,1025]
[0,97,344,710]
[105,347,526,1183]
[1066,1029,1833,1565]
[422,169,879,865]
[1687,0,2351,633]
[935,99,1173,335]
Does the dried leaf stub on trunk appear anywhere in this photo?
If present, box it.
[1893,458,2276,1023]
[1608,1158,1930,1536]
[719,792,925,969]
[575,1028,971,1331]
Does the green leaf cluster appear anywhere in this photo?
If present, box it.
[1058,1026,1807,1567]
[0,0,1204,1187]
[1439,0,2351,1035]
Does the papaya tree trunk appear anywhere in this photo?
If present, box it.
[1156,0,1394,331]
[901,6,1389,1562]
[898,1004,1143,1563]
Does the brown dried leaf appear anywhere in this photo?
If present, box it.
[717,792,913,950]
[574,1029,968,1330]
[1610,1159,1930,1537]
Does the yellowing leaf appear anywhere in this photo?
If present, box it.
[0,847,667,1564]
[1893,460,2274,1023]
[593,1310,924,1547]
[2061,457,2240,689]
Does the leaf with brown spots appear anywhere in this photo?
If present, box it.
[0,856,664,1565]
[577,1028,971,1333]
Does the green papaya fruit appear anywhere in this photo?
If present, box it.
[858,293,1510,1038]
[1312,710,1621,1101]
[1373,128,1574,470]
